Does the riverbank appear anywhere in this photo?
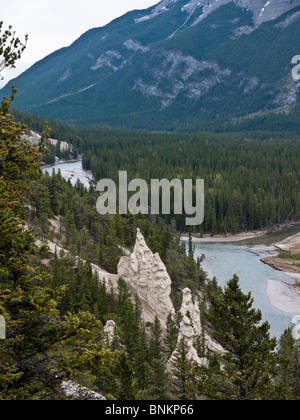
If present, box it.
[182,222,300,244]
[41,157,83,169]
[266,280,300,315]
[181,230,267,243]
[261,231,300,276]
[258,231,300,313]
[261,256,300,276]
[187,224,300,318]
[41,160,94,188]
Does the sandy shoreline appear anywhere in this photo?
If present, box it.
[260,231,300,276]
[255,232,300,315]
[267,280,300,315]
[261,233,300,314]
[261,256,300,275]
[181,231,267,243]
[185,228,300,316]
[182,222,300,244]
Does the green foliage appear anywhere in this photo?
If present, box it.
[145,358,172,401]
[79,126,300,234]
[164,312,180,359]
[149,316,163,363]
[204,275,280,399]
[0,88,114,400]
[277,328,300,399]
[0,22,28,77]
[170,338,197,400]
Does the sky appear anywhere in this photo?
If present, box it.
[0,0,159,86]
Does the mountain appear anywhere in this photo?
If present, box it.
[1,0,300,131]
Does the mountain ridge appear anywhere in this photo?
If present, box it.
[1,0,300,131]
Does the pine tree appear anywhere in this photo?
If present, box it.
[0,85,114,399]
[277,328,300,399]
[0,22,28,77]
[134,328,151,391]
[164,312,179,359]
[188,231,194,259]
[147,359,172,400]
[113,351,137,400]
[120,301,141,362]
[149,316,164,362]
[170,338,197,400]
[204,274,279,400]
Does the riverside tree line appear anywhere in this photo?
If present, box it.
[14,111,300,235]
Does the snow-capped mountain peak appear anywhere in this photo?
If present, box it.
[135,0,300,27]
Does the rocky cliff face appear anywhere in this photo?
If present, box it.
[180,288,202,337]
[133,48,232,109]
[117,228,175,329]
[3,0,299,130]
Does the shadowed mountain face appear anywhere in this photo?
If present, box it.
[1,0,300,131]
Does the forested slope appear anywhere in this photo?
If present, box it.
[79,127,300,234]
[13,108,300,235]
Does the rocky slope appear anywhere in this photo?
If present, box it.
[1,0,299,131]
[117,228,223,366]
[41,221,223,366]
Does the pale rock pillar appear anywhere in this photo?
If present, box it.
[117,228,175,329]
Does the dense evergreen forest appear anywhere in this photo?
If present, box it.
[1,92,299,399]
[12,109,300,235]
[29,169,205,304]
[80,127,300,234]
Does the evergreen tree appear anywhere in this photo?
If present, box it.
[188,231,194,259]
[277,328,300,399]
[170,338,197,400]
[113,351,137,400]
[146,359,172,400]
[149,316,164,362]
[120,301,141,362]
[164,312,179,359]
[204,275,280,400]
[0,22,28,76]
[134,328,151,391]
[0,85,114,399]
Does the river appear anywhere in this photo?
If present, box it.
[42,160,94,189]
[193,239,300,341]
[42,160,299,341]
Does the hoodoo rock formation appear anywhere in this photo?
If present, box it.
[117,228,175,329]
[169,315,208,368]
[117,228,223,367]
[180,287,202,336]
[179,287,224,359]
[104,320,116,346]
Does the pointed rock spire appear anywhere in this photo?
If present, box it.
[117,228,175,329]
[104,320,116,346]
[180,287,202,337]
[168,315,208,369]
